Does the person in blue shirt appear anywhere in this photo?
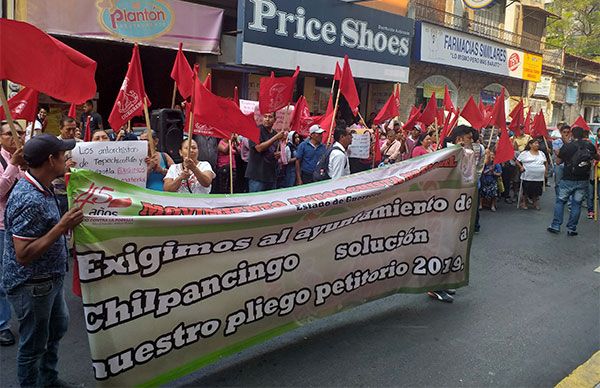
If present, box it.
[2,134,84,387]
[295,125,326,185]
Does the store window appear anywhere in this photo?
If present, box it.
[415,75,457,109]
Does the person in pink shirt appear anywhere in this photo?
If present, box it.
[0,121,27,346]
[402,123,424,160]
[411,132,434,158]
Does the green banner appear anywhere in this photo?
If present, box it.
[68,146,477,386]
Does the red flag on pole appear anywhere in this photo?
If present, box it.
[443,85,454,113]
[494,124,514,164]
[0,87,39,121]
[259,67,299,114]
[419,92,437,126]
[373,88,400,125]
[290,96,313,136]
[193,78,260,144]
[438,109,460,147]
[233,86,239,107]
[339,55,360,116]
[523,108,532,135]
[83,116,92,142]
[334,62,342,81]
[108,44,150,131]
[170,42,194,99]
[489,88,507,132]
[67,103,77,120]
[203,73,212,92]
[508,99,524,137]
[572,115,590,131]
[314,95,336,141]
[531,111,550,139]
[402,105,422,131]
[0,19,96,103]
[461,96,484,130]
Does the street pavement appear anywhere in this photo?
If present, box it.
[1,191,598,387]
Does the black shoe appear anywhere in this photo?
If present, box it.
[0,329,15,346]
[427,290,453,303]
[547,227,560,234]
[567,230,578,236]
[445,289,456,295]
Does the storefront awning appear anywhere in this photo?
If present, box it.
[521,5,560,20]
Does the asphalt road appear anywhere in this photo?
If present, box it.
[1,192,598,387]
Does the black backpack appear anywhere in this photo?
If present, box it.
[566,141,593,178]
[313,145,344,181]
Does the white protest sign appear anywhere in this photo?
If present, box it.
[71,141,148,187]
[239,99,294,132]
[348,133,371,159]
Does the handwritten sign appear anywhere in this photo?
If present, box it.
[348,133,371,159]
[72,141,148,187]
[239,99,294,131]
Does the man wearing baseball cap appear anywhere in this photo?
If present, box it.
[295,124,326,185]
[2,134,84,386]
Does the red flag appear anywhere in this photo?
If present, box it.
[203,73,212,92]
[373,88,400,125]
[68,103,77,119]
[0,19,96,103]
[572,115,590,131]
[259,67,299,114]
[108,44,150,131]
[494,124,514,164]
[531,111,550,139]
[334,62,342,81]
[461,96,484,130]
[439,109,461,147]
[489,88,507,132]
[339,55,360,115]
[420,93,437,126]
[315,94,336,142]
[443,85,454,113]
[233,86,239,107]
[193,78,260,144]
[402,105,422,131]
[523,108,532,135]
[508,99,524,137]
[83,116,92,142]
[170,42,194,99]
[478,100,486,114]
[290,96,313,137]
[0,87,39,121]
[436,108,445,128]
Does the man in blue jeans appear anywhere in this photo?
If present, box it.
[548,126,599,236]
[2,134,83,386]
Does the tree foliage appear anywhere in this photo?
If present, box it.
[546,0,600,60]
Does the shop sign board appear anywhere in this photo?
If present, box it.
[15,0,223,54]
[237,0,414,83]
[414,21,542,82]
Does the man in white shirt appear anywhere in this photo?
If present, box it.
[328,127,353,179]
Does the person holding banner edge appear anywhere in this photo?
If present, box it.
[164,139,215,194]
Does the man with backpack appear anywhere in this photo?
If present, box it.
[548,126,599,236]
[296,125,326,185]
[328,127,352,179]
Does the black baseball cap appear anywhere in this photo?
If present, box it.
[24,134,76,166]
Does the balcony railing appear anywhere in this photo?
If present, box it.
[413,1,544,54]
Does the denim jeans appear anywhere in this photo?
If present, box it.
[0,229,11,331]
[587,180,598,213]
[7,276,69,387]
[550,180,589,232]
[554,164,564,196]
[248,179,276,193]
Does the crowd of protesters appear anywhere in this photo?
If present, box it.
[0,97,598,386]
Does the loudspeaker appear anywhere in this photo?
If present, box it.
[151,109,184,164]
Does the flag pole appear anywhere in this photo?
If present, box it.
[434,118,439,145]
[327,88,341,147]
[143,97,155,157]
[486,127,495,150]
[171,81,177,109]
[594,171,598,221]
[0,84,22,146]
[329,76,336,98]
[186,67,198,160]
[228,139,234,194]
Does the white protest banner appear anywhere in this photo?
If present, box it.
[71,141,147,187]
[68,146,476,386]
[348,133,371,159]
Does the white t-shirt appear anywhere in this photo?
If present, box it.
[164,161,215,194]
[328,142,350,180]
[517,151,546,182]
